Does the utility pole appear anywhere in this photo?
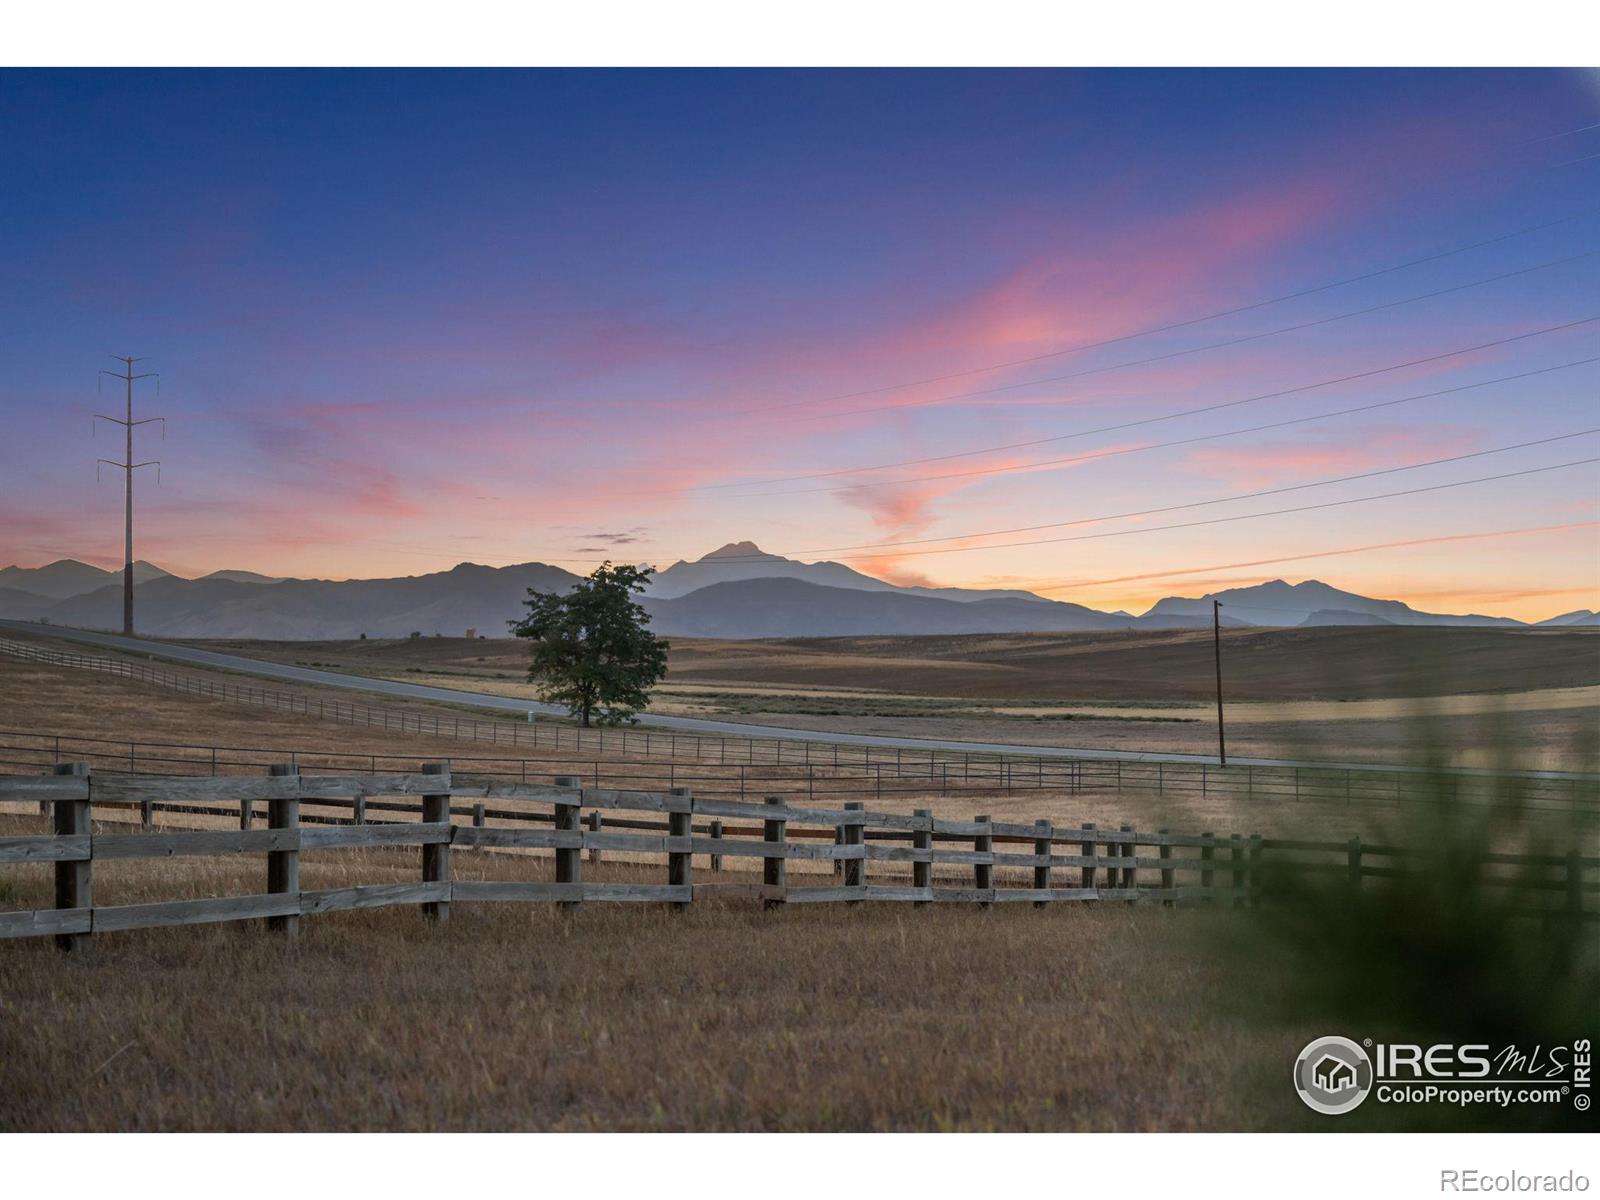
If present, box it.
[95,356,163,635]
[1212,598,1227,766]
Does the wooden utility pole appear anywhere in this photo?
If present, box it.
[95,356,163,635]
[1213,598,1227,766]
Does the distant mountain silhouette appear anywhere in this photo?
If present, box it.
[0,550,1585,639]
[641,577,1129,638]
[0,558,168,600]
[200,569,286,585]
[1297,608,1396,627]
[648,542,1049,604]
[24,562,581,639]
[1142,578,1526,628]
[1536,608,1599,627]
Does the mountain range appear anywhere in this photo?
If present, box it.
[0,545,1592,640]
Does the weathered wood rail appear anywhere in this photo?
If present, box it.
[1,765,1594,947]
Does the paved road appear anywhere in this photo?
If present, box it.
[0,620,1578,778]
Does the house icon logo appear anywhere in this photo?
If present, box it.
[1294,1036,1373,1115]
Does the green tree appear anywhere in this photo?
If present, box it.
[509,562,668,727]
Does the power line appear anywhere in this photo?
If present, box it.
[438,430,1600,573]
[1018,520,1600,595]
[849,455,1600,558]
[93,356,164,636]
[692,426,1600,564]
[724,213,1594,416]
[738,248,1596,425]
[694,318,1600,492]
[713,350,1600,502]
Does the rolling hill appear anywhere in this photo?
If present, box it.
[0,546,1587,639]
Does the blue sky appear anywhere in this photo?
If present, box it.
[1,68,1596,617]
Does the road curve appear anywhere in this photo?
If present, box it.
[0,620,1577,779]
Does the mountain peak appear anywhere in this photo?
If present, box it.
[699,541,781,562]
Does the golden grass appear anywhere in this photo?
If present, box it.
[4,655,1588,844]
[0,817,1309,1132]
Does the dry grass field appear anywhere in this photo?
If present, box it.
[191,626,1600,702]
[4,654,1583,842]
[0,806,1305,1133]
[175,627,1600,768]
[1,656,1591,1133]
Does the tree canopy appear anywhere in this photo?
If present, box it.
[509,562,669,727]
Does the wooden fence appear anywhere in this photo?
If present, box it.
[1,765,1594,947]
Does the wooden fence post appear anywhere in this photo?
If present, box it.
[554,775,582,910]
[843,802,865,902]
[762,796,786,909]
[1158,829,1174,908]
[1121,823,1136,902]
[974,814,992,906]
[587,810,602,864]
[421,763,451,923]
[140,792,154,831]
[668,787,693,910]
[709,818,724,873]
[1200,832,1215,902]
[913,808,932,907]
[1033,819,1052,908]
[267,763,300,941]
[472,801,485,828]
[1248,833,1263,909]
[53,762,91,954]
[240,790,254,831]
[1347,836,1362,896]
[1081,822,1097,889]
[352,792,367,825]
[1230,833,1244,908]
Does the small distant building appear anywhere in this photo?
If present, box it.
[465,628,477,640]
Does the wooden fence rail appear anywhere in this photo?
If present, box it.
[1,767,1594,947]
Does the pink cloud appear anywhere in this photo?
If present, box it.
[1179,425,1485,489]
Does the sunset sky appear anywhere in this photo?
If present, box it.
[2,68,1596,620]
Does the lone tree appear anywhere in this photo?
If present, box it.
[509,562,668,727]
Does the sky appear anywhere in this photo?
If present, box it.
[1,68,1597,620]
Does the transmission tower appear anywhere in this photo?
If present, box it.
[95,356,164,635]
